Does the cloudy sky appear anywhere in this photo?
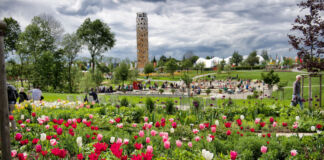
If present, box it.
[0,0,304,60]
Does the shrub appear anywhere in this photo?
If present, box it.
[206,88,211,95]
[159,88,164,94]
[145,97,155,112]
[120,97,129,107]
[166,100,174,114]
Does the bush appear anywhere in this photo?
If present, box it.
[206,88,211,95]
[159,88,164,94]
[165,100,174,114]
[145,97,155,112]
[120,97,129,107]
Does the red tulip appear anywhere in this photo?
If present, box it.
[31,112,36,117]
[9,115,14,120]
[269,117,274,123]
[155,121,160,128]
[225,122,232,128]
[56,128,63,135]
[316,124,322,129]
[260,122,266,127]
[236,119,242,126]
[172,122,177,128]
[282,122,287,127]
[250,128,255,132]
[226,130,232,135]
[15,133,22,141]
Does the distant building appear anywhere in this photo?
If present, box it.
[136,12,149,70]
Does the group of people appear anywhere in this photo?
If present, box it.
[7,83,43,130]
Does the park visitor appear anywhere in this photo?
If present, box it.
[18,87,28,103]
[30,86,42,101]
[291,75,303,109]
[7,83,18,130]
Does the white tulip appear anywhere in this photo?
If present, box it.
[240,115,245,120]
[317,130,322,134]
[202,149,214,160]
[170,128,175,133]
[110,137,115,143]
[215,120,219,126]
[40,133,46,141]
[295,116,300,121]
[76,137,82,148]
[311,126,316,131]
[21,115,25,120]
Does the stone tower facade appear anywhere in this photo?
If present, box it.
[136,12,149,69]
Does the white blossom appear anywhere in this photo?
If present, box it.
[202,149,214,160]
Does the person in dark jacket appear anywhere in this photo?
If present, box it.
[291,75,303,109]
[7,83,18,130]
[19,87,28,103]
[89,88,99,103]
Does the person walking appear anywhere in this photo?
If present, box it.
[89,88,99,103]
[7,83,18,130]
[291,75,303,109]
[30,86,42,101]
[18,87,28,103]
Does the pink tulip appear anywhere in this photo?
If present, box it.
[291,150,297,156]
[151,130,157,136]
[92,101,95,105]
[56,128,63,135]
[86,105,90,108]
[148,123,152,129]
[144,117,148,122]
[164,141,170,149]
[26,119,30,123]
[194,136,200,142]
[139,130,145,137]
[117,123,123,128]
[11,150,17,157]
[116,138,123,144]
[261,146,267,153]
[44,116,49,122]
[169,118,174,122]
[45,125,50,130]
[147,145,153,153]
[255,118,261,124]
[272,121,277,127]
[80,103,84,108]
[192,129,199,134]
[50,139,57,146]
[67,119,72,124]
[109,119,115,124]
[176,140,182,147]
[26,128,31,132]
[132,123,137,127]
[82,119,87,123]
[35,144,42,152]
[97,134,103,141]
[20,124,25,128]
[188,142,193,147]
[162,136,168,142]
[230,151,238,160]
[222,116,227,120]
[199,123,205,130]
[146,137,150,143]
[293,122,298,129]
[89,114,93,119]
[123,139,129,145]
[211,127,216,133]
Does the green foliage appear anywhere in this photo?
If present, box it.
[145,97,155,112]
[261,50,269,61]
[3,17,21,58]
[261,70,280,89]
[165,100,174,114]
[159,88,164,94]
[144,63,155,77]
[165,59,178,77]
[114,61,130,85]
[230,51,243,66]
[195,62,205,73]
[92,69,104,87]
[235,137,266,160]
[77,18,116,73]
[245,51,260,67]
[120,97,129,107]
[79,72,96,93]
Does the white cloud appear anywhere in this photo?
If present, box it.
[0,0,303,60]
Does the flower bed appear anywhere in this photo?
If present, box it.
[8,98,324,160]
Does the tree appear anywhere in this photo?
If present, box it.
[220,59,226,70]
[158,55,167,67]
[77,18,116,73]
[36,14,64,43]
[288,0,324,72]
[245,51,260,67]
[230,51,243,66]
[165,59,178,78]
[261,50,270,61]
[195,62,205,73]
[114,61,130,86]
[206,56,211,59]
[144,63,154,78]
[283,57,294,67]
[92,69,104,87]
[62,33,82,92]
[3,17,21,58]
[181,73,192,97]
[181,59,193,72]
[261,70,280,94]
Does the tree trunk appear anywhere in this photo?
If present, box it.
[309,75,312,107]
[68,63,72,93]
[0,22,12,160]
[91,55,95,74]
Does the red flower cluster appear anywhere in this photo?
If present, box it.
[225,122,232,128]
[155,121,160,128]
[20,139,29,145]
[115,117,121,123]
[131,152,153,160]
[9,115,14,120]
[236,119,242,126]
[93,142,108,154]
[260,122,266,127]
[110,143,123,158]
[316,124,322,129]
[171,122,177,128]
[134,142,143,150]
[51,148,67,158]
